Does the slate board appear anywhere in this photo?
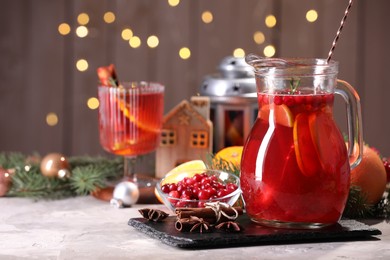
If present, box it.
[128,215,381,249]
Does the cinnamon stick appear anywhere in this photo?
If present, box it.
[175,207,243,224]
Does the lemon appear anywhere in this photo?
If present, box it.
[154,160,207,203]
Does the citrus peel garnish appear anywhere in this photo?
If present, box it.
[118,100,161,134]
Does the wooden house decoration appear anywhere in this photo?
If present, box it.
[155,96,213,178]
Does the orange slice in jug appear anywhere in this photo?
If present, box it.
[293,113,322,177]
[258,104,294,127]
[309,112,347,173]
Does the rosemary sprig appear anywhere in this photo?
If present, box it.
[289,78,300,94]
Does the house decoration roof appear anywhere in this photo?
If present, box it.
[163,100,210,128]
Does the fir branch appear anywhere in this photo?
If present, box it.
[0,152,27,169]
[8,165,74,199]
[205,153,240,177]
[342,185,374,219]
[70,164,119,196]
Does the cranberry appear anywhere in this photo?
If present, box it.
[168,190,180,204]
[198,201,206,208]
[274,96,283,105]
[181,188,193,198]
[383,158,390,183]
[168,190,180,198]
[180,194,192,200]
[227,183,238,192]
[201,178,211,185]
[169,183,178,191]
[162,171,239,207]
[177,184,186,194]
[211,180,223,189]
[217,189,229,198]
[176,201,188,207]
[192,186,200,195]
[161,184,170,193]
[192,174,203,183]
[201,183,211,190]
[198,190,211,200]
[283,96,295,106]
[209,175,218,182]
[207,187,217,196]
[185,177,195,186]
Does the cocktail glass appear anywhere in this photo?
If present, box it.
[98,82,164,187]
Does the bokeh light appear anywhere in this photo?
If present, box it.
[129,36,141,48]
[253,31,265,44]
[306,10,318,22]
[87,97,99,110]
[147,35,159,48]
[76,26,88,38]
[265,15,277,28]
[202,11,213,24]
[76,59,89,71]
[77,13,89,25]
[168,0,180,7]
[179,47,191,59]
[121,28,133,40]
[263,45,276,57]
[104,12,115,23]
[46,113,58,126]
[58,23,71,35]
[233,48,245,58]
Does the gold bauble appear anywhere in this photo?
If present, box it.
[40,153,71,178]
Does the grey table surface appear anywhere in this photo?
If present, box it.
[0,196,389,260]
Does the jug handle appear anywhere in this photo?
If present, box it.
[335,79,363,170]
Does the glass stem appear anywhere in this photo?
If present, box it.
[124,156,137,183]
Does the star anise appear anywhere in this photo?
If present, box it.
[188,216,211,233]
[215,221,242,232]
[138,208,169,222]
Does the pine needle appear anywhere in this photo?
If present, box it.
[342,185,374,219]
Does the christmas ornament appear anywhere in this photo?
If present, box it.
[110,181,139,208]
[40,153,71,178]
[0,167,12,196]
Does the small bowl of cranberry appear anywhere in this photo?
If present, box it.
[155,169,241,212]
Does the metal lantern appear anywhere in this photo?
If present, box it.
[199,56,258,152]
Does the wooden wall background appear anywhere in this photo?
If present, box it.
[1,0,389,161]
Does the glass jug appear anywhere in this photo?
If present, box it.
[240,54,363,229]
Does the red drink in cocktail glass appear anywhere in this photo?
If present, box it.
[98,82,164,185]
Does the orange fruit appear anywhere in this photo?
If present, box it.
[154,160,207,203]
[293,113,322,177]
[350,145,387,204]
[258,104,294,127]
[215,146,243,167]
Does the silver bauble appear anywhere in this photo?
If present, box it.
[110,181,139,208]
